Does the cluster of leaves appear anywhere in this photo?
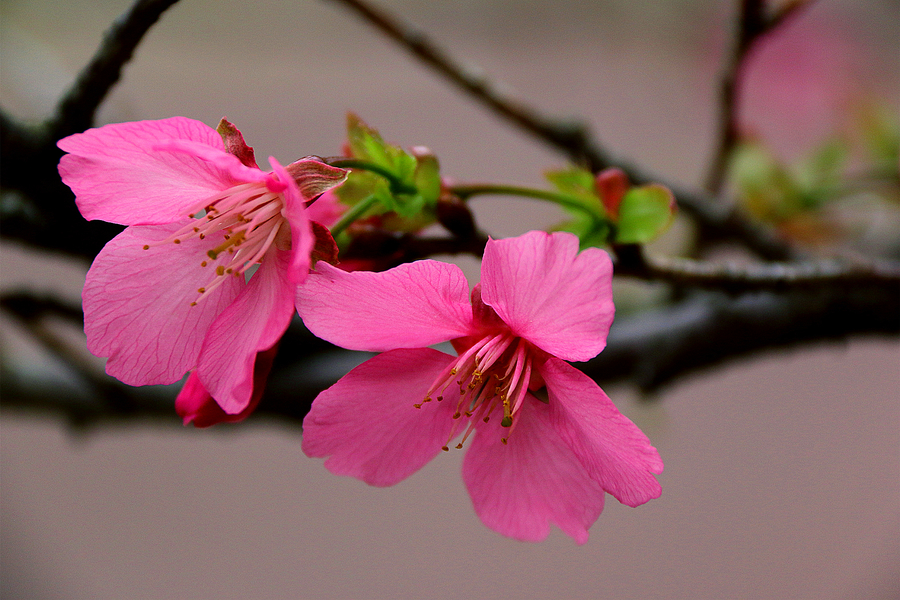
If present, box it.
[546,166,676,248]
[330,114,443,239]
[730,102,900,246]
[331,115,680,251]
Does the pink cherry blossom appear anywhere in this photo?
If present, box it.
[58,117,346,415]
[297,230,663,543]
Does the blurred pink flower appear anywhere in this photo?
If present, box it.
[297,231,663,543]
[58,117,346,415]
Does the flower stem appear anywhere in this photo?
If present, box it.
[450,183,599,218]
[329,193,381,238]
[328,158,418,195]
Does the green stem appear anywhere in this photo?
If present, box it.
[328,158,418,195]
[329,193,381,238]
[450,183,599,218]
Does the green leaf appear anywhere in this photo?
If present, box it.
[730,142,798,220]
[346,114,417,187]
[545,167,611,247]
[545,167,606,217]
[795,137,847,198]
[412,148,442,208]
[343,114,440,222]
[614,184,675,244]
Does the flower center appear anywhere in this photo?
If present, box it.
[144,181,289,305]
[415,332,534,450]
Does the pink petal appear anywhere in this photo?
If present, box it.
[155,139,270,186]
[216,117,258,168]
[284,159,349,200]
[58,117,239,226]
[176,344,278,427]
[194,248,296,414]
[480,231,614,362]
[296,261,474,352]
[305,190,345,227]
[270,157,312,285]
[462,395,607,544]
[302,348,462,487]
[540,357,663,507]
[83,224,244,386]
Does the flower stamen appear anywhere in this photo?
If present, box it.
[427,332,536,451]
[142,180,288,306]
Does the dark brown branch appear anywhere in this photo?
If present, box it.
[327,0,611,172]
[4,284,897,428]
[1,0,180,258]
[613,244,900,293]
[585,286,899,393]
[704,0,813,194]
[49,0,182,140]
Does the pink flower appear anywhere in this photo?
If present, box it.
[175,344,279,427]
[297,231,663,543]
[58,117,347,415]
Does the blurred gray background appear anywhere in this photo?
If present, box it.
[1,0,898,598]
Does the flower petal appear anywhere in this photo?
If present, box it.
[195,248,296,414]
[83,224,244,386]
[303,348,461,487]
[480,231,614,362]
[462,395,607,544]
[296,261,474,352]
[305,190,345,228]
[540,357,663,507]
[176,344,278,427]
[270,157,312,285]
[58,117,238,226]
[284,158,349,200]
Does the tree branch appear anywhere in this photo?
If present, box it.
[326,0,797,261]
[326,0,612,172]
[704,0,813,194]
[613,244,899,293]
[1,0,180,259]
[49,0,183,140]
[4,284,896,428]
[584,285,899,393]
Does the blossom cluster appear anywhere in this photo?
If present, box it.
[58,117,662,543]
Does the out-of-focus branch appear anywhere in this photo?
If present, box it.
[50,0,182,140]
[613,244,900,293]
[704,0,813,194]
[326,0,612,172]
[1,0,181,258]
[326,0,797,261]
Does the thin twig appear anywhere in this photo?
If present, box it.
[704,0,813,194]
[327,0,611,171]
[326,0,797,260]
